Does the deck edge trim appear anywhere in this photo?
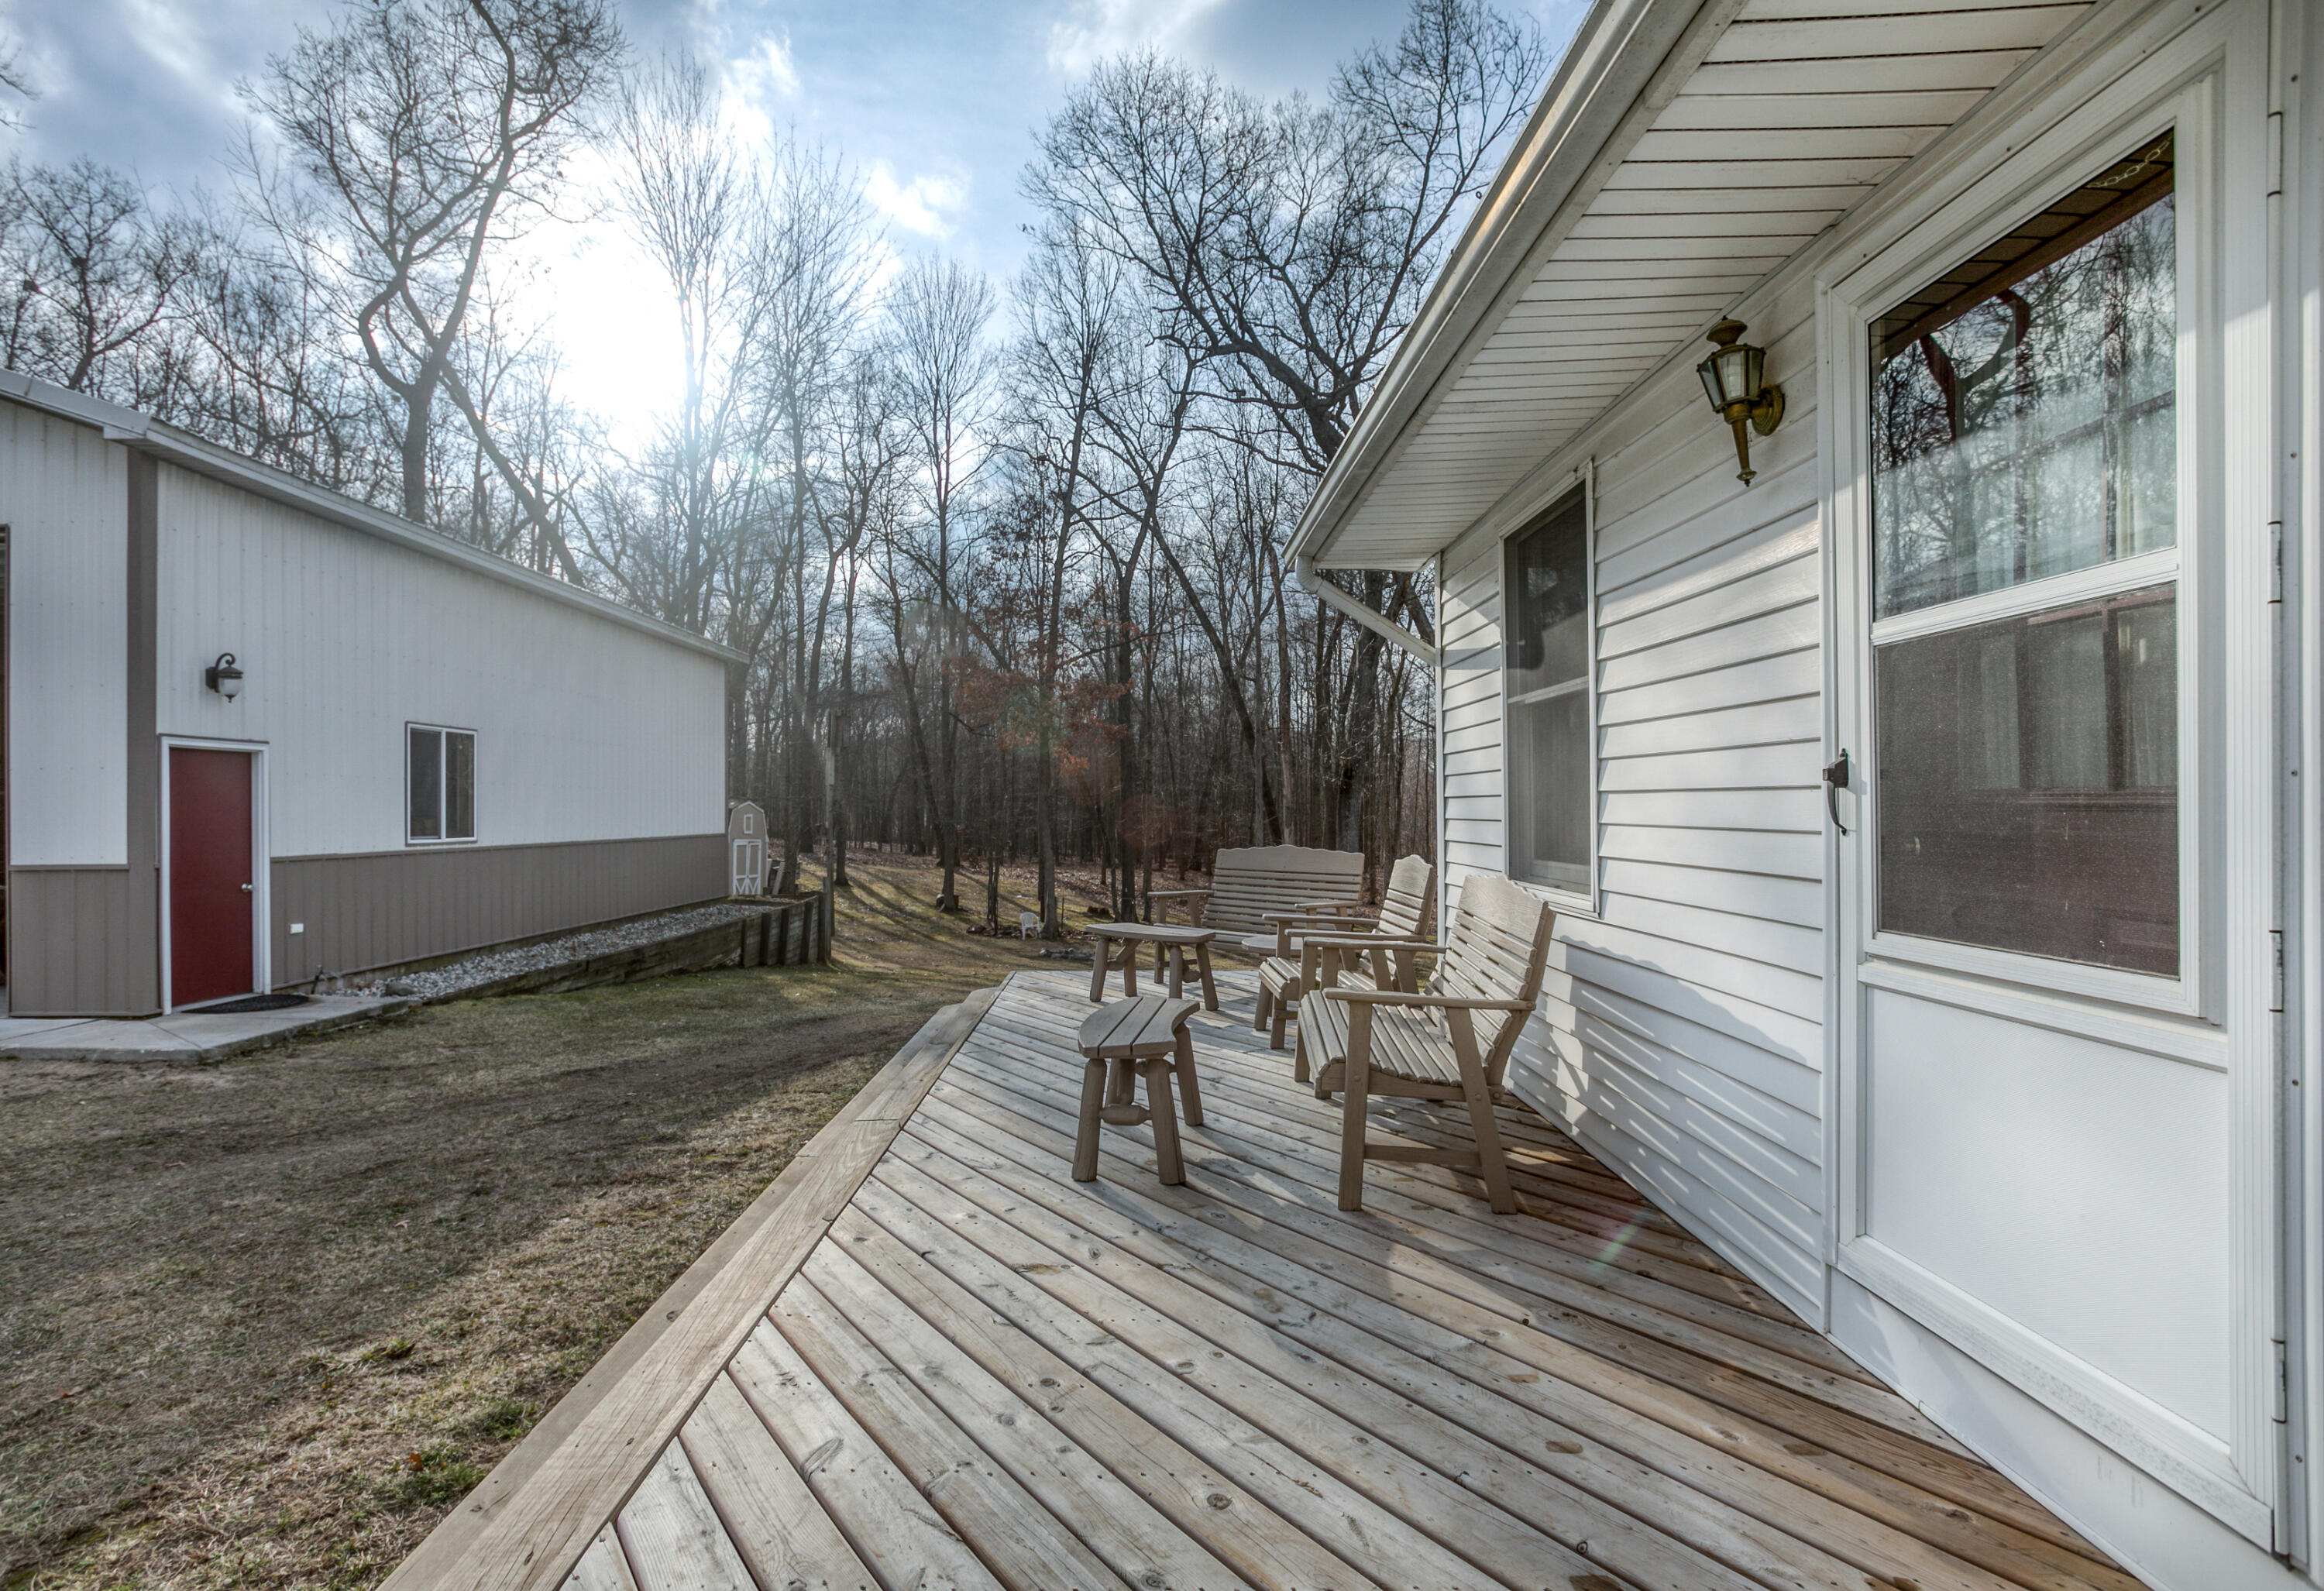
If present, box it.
[380,978,1008,1591]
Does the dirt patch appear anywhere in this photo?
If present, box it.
[0,861,1057,1590]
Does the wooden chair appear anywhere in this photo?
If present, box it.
[1302,874,1555,1215]
[1253,854,1434,1052]
[1149,844,1366,943]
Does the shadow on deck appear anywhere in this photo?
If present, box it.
[387,969,2147,1591]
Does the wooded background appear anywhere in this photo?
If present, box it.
[0,0,1544,931]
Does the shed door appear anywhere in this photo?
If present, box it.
[1834,115,2274,1537]
[169,747,256,1007]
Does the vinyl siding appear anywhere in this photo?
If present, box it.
[1439,281,1829,1326]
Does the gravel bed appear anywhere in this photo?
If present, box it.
[360,904,769,1002]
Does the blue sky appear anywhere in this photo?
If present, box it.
[0,0,1572,426]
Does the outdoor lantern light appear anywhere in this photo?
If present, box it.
[1696,318,1784,486]
[205,652,244,700]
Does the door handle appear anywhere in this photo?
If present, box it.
[1822,750,1851,836]
[241,883,254,893]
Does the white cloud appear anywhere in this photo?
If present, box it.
[1046,0,1231,77]
[711,31,797,148]
[727,33,799,104]
[114,0,243,122]
[863,160,967,239]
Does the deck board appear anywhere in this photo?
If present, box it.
[469,971,2147,1591]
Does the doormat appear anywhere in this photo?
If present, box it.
[190,993,312,1014]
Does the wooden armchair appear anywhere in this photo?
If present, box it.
[1253,854,1434,1053]
[1301,873,1555,1214]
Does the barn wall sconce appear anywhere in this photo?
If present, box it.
[1697,319,1784,486]
[205,652,244,700]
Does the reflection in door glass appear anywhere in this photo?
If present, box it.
[1872,135,2175,618]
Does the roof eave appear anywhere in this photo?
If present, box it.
[1290,0,1726,572]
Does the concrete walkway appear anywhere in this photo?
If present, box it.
[0,994,410,1062]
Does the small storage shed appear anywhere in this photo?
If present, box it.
[727,802,767,897]
[1291,2,2322,1587]
[2,373,738,1016]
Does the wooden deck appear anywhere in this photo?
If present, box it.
[397,970,2150,1591]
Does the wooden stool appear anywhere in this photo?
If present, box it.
[1073,995,1205,1184]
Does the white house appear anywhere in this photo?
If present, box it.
[1291,0,2321,1586]
[2,373,735,1018]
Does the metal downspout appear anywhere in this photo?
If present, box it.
[1294,556,1439,666]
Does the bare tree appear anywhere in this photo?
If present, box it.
[0,29,34,132]
[885,256,997,910]
[168,204,384,491]
[244,0,623,526]
[0,159,201,393]
[599,56,779,631]
[1027,0,1543,476]
[757,146,880,883]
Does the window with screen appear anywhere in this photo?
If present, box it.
[408,724,477,844]
[1504,492,1592,894]
[1869,131,2179,976]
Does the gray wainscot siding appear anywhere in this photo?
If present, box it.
[8,868,156,1016]
[270,833,727,987]
[1442,283,1827,1326]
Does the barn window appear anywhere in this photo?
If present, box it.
[1503,490,1592,895]
[407,724,477,844]
[1868,131,2178,975]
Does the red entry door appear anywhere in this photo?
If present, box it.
[169,747,255,1007]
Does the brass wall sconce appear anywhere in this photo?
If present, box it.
[1696,319,1784,486]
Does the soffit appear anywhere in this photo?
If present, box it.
[1301,0,2095,572]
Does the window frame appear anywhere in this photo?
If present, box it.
[405,721,479,847]
[1498,479,1600,916]
[1846,90,2215,1020]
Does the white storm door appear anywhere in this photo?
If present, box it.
[1827,28,2281,1547]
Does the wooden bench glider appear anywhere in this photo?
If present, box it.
[1254,853,1434,1052]
[1302,873,1555,1215]
[1148,844,1366,938]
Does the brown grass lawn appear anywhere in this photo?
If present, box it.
[0,857,1152,1590]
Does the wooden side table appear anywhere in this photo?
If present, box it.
[1074,995,1205,1185]
[1085,923,1219,1010]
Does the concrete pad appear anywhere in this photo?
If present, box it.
[0,1015,96,1044]
[1,995,410,1062]
[4,1019,205,1061]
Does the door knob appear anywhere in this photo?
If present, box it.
[241,883,254,892]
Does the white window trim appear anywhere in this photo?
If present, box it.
[405,721,480,847]
[1820,2,2282,1539]
[157,736,270,1013]
[1497,469,1600,920]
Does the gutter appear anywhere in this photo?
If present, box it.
[1295,556,1438,665]
[0,371,743,665]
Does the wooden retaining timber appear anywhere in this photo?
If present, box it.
[431,891,833,1003]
